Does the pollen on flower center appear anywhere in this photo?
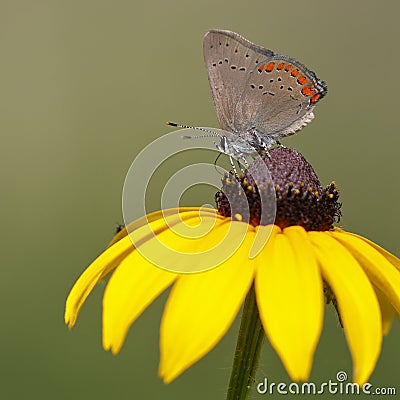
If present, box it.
[215,147,341,231]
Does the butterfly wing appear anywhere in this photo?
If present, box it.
[203,29,274,132]
[204,30,327,138]
[237,57,327,138]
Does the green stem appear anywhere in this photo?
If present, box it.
[226,284,265,400]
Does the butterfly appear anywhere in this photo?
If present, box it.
[169,30,326,169]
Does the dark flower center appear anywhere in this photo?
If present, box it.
[215,147,341,231]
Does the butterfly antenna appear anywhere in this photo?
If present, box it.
[166,121,220,139]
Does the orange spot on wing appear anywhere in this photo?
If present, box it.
[265,62,275,72]
[285,64,292,72]
[291,69,299,77]
[301,87,316,96]
[297,76,307,85]
[311,93,321,103]
[277,63,285,70]
[258,64,265,72]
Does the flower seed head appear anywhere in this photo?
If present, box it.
[216,147,341,231]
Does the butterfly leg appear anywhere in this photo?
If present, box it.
[238,157,248,173]
[241,157,249,168]
[229,156,239,177]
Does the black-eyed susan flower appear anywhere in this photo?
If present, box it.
[65,147,400,394]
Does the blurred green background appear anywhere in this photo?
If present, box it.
[1,0,399,399]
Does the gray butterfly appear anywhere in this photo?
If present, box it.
[203,29,327,159]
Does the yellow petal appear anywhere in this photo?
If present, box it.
[374,287,395,335]
[308,232,382,385]
[102,210,224,353]
[159,223,255,383]
[249,224,278,258]
[123,208,223,256]
[255,226,323,381]
[64,235,136,328]
[65,208,216,328]
[344,232,400,271]
[134,214,250,274]
[108,207,218,247]
[102,250,177,354]
[330,231,400,316]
